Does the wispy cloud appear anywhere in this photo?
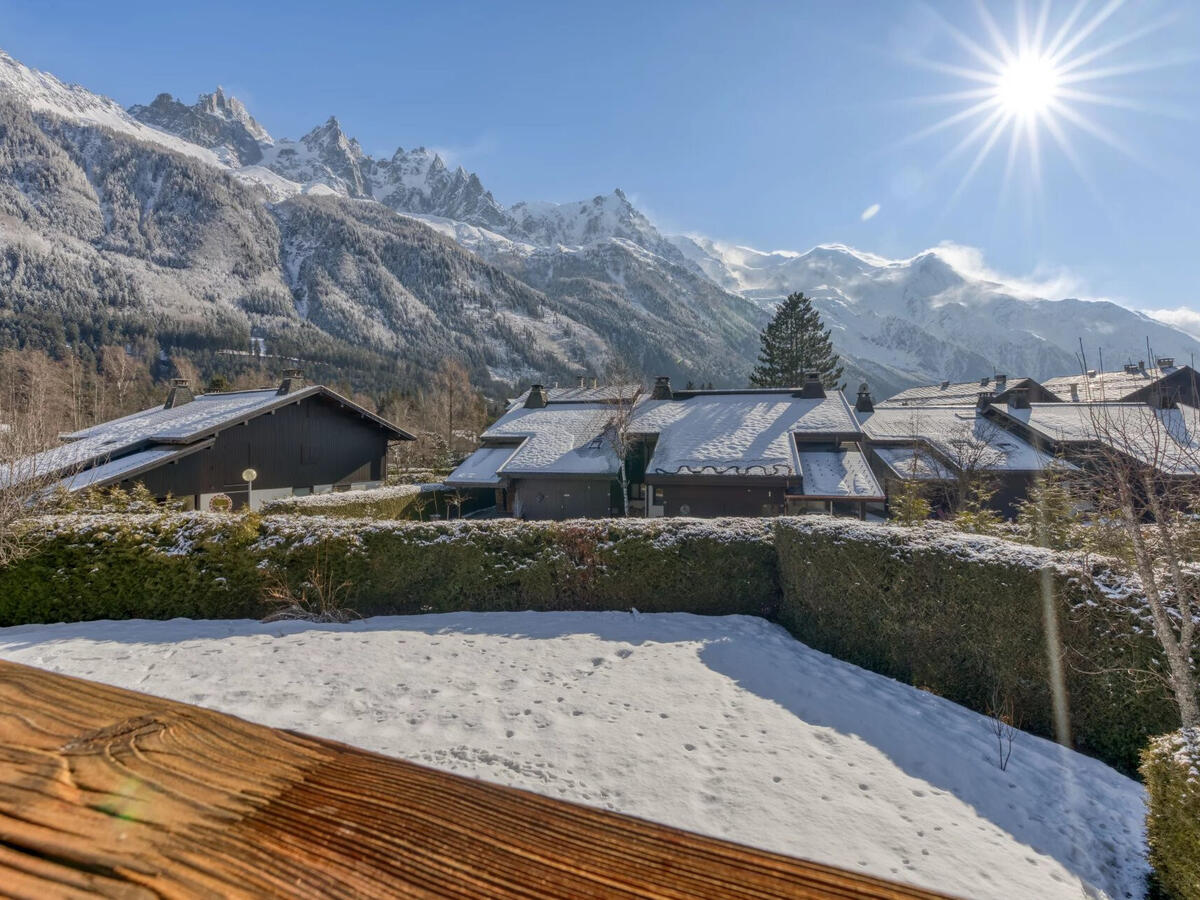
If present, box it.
[1145,307,1200,340]
[860,203,881,221]
[928,241,1094,300]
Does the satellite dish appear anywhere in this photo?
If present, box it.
[679,504,691,516]
[242,468,258,482]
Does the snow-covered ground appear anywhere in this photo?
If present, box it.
[0,612,1146,899]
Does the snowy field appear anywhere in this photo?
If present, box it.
[0,612,1146,900]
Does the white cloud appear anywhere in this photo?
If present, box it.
[928,241,1094,301]
[1145,307,1200,340]
[860,203,880,221]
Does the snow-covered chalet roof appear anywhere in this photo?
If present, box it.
[881,377,1036,407]
[475,403,620,477]
[635,392,861,477]
[1040,365,1186,403]
[796,449,885,499]
[860,405,1070,474]
[996,402,1200,475]
[5,385,411,490]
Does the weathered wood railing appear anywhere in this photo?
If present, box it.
[0,660,951,898]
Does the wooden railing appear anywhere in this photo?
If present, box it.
[0,660,953,898]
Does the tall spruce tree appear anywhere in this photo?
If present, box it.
[749,292,844,388]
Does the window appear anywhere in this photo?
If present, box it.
[653,487,665,503]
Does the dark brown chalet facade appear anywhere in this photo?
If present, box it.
[21,372,413,510]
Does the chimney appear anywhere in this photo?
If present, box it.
[976,390,995,410]
[994,374,1007,389]
[651,375,673,400]
[940,380,950,390]
[164,378,194,409]
[979,376,991,387]
[796,371,826,399]
[277,368,305,395]
[855,382,874,413]
[1138,360,1146,374]
[1156,357,1175,369]
[524,383,549,409]
[1007,387,1030,410]
[1069,383,1079,402]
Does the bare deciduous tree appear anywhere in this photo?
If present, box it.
[1076,403,1200,729]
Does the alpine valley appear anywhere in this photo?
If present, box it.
[2,49,1197,398]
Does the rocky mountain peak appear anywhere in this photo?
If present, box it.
[128,87,271,166]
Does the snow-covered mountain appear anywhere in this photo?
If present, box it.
[0,50,761,391]
[3,46,1198,399]
[671,236,1200,397]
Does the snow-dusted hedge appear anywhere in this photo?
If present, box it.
[0,513,778,626]
[773,517,1181,774]
[260,485,429,518]
[1,511,1184,774]
[1141,729,1200,899]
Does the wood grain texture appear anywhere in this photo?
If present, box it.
[0,659,955,899]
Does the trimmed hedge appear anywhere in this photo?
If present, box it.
[261,485,428,519]
[0,514,778,625]
[0,512,1189,776]
[1141,729,1200,899]
[260,484,493,520]
[773,517,1182,774]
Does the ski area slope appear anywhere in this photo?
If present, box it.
[0,611,1147,900]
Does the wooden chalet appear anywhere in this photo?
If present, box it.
[11,370,413,510]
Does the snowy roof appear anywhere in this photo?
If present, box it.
[860,405,1070,473]
[997,402,1200,474]
[1041,366,1184,402]
[477,403,618,477]
[881,377,1034,407]
[6,385,411,488]
[636,393,860,477]
[444,445,521,487]
[796,449,885,499]
[52,443,213,492]
[872,447,952,481]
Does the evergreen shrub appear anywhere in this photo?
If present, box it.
[773,517,1182,774]
[1141,729,1200,900]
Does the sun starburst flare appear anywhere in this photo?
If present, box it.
[900,0,1186,208]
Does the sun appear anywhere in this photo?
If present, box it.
[995,54,1060,118]
[899,1,1179,204]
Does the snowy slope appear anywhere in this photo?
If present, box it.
[0,51,225,167]
[0,612,1146,900]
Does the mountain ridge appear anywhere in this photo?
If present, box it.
[2,47,1198,400]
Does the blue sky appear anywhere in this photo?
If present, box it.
[2,0,1199,320]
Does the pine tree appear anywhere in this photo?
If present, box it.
[952,480,1003,535]
[749,292,843,388]
[888,479,932,526]
[1014,466,1077,550]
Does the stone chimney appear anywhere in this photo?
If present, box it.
[1138,360,1146,374]
[1068,383,1079,402]
[855,382,874,413]
[1007,387,1030,410]
[796,371,826,399]
[979,376,991,387]
[164,378,194,409]
[277,368,305,395]
[524,383,549,409]
[994,374,1007,391]
[651,376,673,400]
[976,390,995,410]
